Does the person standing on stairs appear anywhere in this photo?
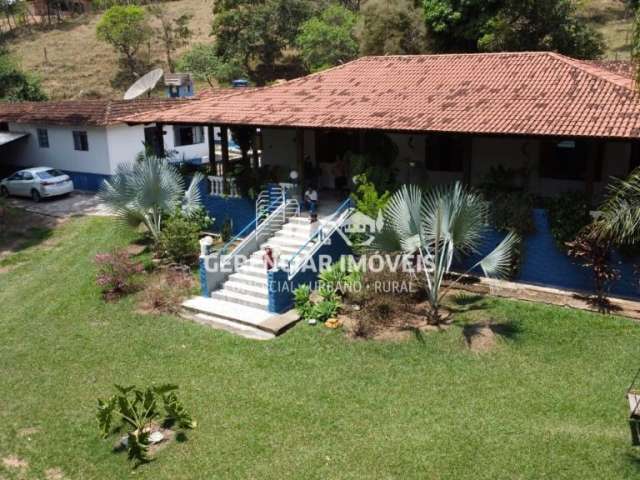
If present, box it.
[304,185,318,223]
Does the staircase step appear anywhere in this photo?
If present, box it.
[224,281,269,299]
[228,272,269,287]
[181,297,278,338]
[238,265,269,278]
[212,289,269,309]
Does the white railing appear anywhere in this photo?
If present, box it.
[208,176,239,197]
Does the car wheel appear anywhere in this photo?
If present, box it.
[31,189,41,202]
[0,186,8,198]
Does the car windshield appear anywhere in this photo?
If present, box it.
[37,169,66,179]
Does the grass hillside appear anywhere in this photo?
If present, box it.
[7,0,214,99]
[3,0,636,100]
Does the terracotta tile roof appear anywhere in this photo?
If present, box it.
[584,60,634,80]
[122,52,640,139]
[0,97,191,126]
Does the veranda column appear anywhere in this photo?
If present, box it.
[296,128,305,199]
[220,125,230,194]
[585,140,603,203]
[155,122,164,157]
[207,124,217,175]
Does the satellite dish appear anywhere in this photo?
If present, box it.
[123,68,164,100]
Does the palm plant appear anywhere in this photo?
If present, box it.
[375,182,519,325]
[591,167,640,245]
[99,155,204,242]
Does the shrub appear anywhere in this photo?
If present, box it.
[157,209,212,265]
[489,192,535,236]
[294,284,314,320]
[351,174,391,219]
[311,299,340,322]
[140,268,195,314]
[94,249,144,301]
[546,191,592,248]
[566,227,620,312]
[97,384,196,463]
[220,217,233,243]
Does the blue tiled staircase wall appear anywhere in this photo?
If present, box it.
[268,230,352,313]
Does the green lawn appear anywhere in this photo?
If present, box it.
[1,216,640,479]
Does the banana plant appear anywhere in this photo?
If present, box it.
[99,155,204,242]
[97,384,196,463]
[375,182,519,325]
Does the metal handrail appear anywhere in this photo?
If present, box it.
[285,198,353,279]
[216,197,300,271]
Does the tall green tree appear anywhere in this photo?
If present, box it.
[0,50,47,101]
[356,0,428,55]
[296,4,358,72]
[423,0,604,58]
[177,43,247,87]
[211,0,313,84]
[96,5,153,81]
[477,0,604,59]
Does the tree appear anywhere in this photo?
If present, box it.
[211,0,313,84]
[477,0,604,59]
[632,6,640,89]
[423,0,501,53]
[96,5,152,81]
[423,0,604,59]
[375,183,519,325]
[98,155,204,243]
[148,4,192,73]
[296,4,358,72]
[177,43,246,87]
[0,50,47,101]
[356,0,428,55]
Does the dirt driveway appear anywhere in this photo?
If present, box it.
[5,192,112,218]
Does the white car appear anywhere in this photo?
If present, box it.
[0,167,74,202]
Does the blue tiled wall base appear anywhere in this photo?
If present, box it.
[457,209,640,300]
[66,171,110,191]
[198,181,255,235]
[199,257,210,297]
[268,231,352,313]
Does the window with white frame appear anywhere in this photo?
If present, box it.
[37,128,49,148]
[72,130,89,151]
[174,125,204,146]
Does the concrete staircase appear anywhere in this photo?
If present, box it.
[181,216,316,338]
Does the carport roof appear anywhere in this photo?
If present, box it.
[0,131,28,146]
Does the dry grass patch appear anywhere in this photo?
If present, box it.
[9,0,216,99]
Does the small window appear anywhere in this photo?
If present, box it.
[425,135,464,172]
[37,128,49,148]
[0,122,8,132]
[174,126,204,147]
[540,140,601,181]
[37,169,66,179]
[22,172,34,180]
[72,130,89,151]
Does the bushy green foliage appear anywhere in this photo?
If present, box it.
[158,208,212,265]
[0,50,47,101]
[294,284,314,320]
[423,0,604,59]
[296,4,358,72]
[96,5,152,79]
[488,192,535,236]
[211,0,313,84]
[546,191,592,249]
[356,0,428,55]
[310,299,340,322]
[97,384,196,463]
[351,174,391,219]
[177,43,247,87]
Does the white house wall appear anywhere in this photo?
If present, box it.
[6,122,111,174]
[105,124,147,173]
